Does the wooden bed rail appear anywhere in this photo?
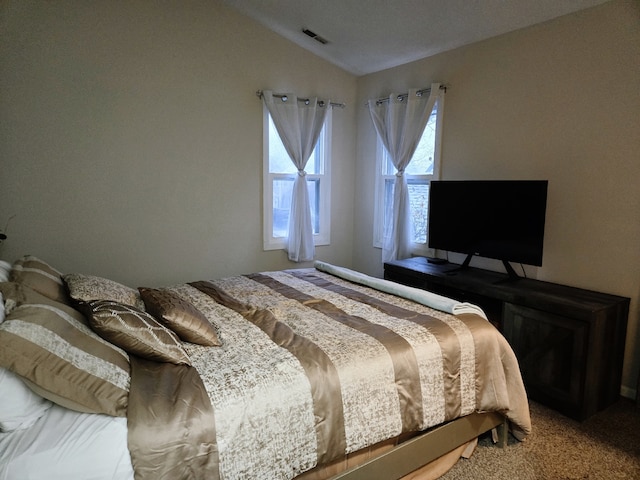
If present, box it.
[330,412,507,480]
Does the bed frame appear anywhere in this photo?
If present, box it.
[333,412,507,480]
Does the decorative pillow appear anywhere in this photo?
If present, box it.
[10,255,69,304]
[85,300,191,366]
[0,367,53,432]
[0,282,130,417]
[64,273,145,310]
[138,287,221,347]
[0,260,11,282]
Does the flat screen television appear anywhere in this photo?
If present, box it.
[428,180,548,279]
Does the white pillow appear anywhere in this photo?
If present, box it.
[0,367,53,432]
[0,292,4,323]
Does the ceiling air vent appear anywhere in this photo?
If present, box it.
[302,28,328,45]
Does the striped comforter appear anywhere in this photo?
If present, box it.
[133,267,530,480]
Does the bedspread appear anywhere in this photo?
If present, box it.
[126,356,218,480]
[136,267,531,480]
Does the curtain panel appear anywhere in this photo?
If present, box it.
[262,91,329,262]
[368,83,440,263]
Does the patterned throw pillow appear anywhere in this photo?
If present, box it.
[10,255,69,304]
[138,287,221,347]
[0,260,11,282]
[64,273,145,310]
[85,300,191,365]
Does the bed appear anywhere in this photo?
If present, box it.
[0,255,531,480]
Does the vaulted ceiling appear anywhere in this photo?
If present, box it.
[222,0,611,75]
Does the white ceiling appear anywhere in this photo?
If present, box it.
[222,0,610,76]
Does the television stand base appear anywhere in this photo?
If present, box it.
[495,260,521,283]
[445,255,521,282]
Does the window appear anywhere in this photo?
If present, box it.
[373,98,443,254]
[263,107,331,250]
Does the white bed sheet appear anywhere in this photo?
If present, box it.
[0,403,134,480]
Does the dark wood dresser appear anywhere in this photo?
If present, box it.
[384,256,629,420]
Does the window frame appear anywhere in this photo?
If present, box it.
[373,95,444,256]
[262,105,332,251]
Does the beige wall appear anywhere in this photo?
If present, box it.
[2,0,639,395]
[353,0,640,396]
[0,0,357,286]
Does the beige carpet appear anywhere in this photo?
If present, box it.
[439,399,640,479]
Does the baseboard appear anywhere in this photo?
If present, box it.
[620,385,636,401]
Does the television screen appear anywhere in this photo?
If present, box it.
[428,180,548,267]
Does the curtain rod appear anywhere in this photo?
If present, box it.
[256,90,346,109]
[366,84,449,107]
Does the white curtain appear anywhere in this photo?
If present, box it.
[368,83,440,263]
[262,91,329,262]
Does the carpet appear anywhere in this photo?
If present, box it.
[439,399,640,479]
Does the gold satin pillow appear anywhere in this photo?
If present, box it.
[85,300,191,366]
[0,282,130,417]
[10,255,69,304]
[138,287,221,347]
